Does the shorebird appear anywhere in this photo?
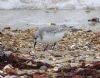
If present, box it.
[33,24,71,51]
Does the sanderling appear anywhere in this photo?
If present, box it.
[34,24,71,51]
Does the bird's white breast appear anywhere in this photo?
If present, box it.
[42,32,64,44]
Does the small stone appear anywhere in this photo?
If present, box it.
[53,67,60,71]
[0,75,3,78]
[0,70,3,74]
[71,75,83,78]
[40,65,48,71]
[33,72,48,78]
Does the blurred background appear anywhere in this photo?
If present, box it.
[0,0,100,31]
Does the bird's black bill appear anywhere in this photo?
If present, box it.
[34,41,37,48]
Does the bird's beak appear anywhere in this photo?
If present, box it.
[34,41,37,48]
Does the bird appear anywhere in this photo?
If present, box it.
[33,24,71,51]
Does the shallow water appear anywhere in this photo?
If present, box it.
[0,9,100,32]
[0,0,100,10]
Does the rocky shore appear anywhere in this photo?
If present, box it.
[0,26,100,78]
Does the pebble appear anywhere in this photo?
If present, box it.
[0,27,100,77]
[40,65,48,71]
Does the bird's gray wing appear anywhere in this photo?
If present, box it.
[45,27,58,33]
[38,26,57,34]
[41,26,66,33]
[37,25,69,39]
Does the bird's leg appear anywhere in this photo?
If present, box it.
[44,44,49,51]
[34,41,37,48]
[54,42,56,47]
[52,42,57,49]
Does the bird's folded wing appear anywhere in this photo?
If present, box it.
[44,26,68,33]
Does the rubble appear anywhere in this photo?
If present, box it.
[0,27,100,78]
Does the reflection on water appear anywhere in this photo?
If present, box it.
[0,9,100,32]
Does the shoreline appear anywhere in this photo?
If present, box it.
[0,9,100,32]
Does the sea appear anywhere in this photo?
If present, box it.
[0,0,100,32]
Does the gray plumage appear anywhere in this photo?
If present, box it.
[34,25,71,51]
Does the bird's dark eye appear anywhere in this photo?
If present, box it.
[34,35,39,40]
[34,35,37,40]
[34,37,37,40]
[36,35,39,38]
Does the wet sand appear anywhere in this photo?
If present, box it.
[0,9,100,32]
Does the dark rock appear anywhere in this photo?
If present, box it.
[88,17,100,23]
